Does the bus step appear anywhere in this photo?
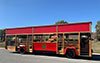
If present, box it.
[80,53,89,55]
[59,52,64,55]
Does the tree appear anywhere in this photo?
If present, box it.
[0,29,5,42]
[96,21,100,41]
[55,20,68,25]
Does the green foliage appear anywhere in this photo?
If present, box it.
[0,42,5,48]
[0,29,4,35]
[96,21,100,41]
[55,20,68,25]
[0,29,5,42]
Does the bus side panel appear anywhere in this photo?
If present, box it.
[7,46,16,52]
[34,26,56,33]
[6,27,32,35]
[33,42,57,52]
[46,43,57,52]
[58,23,90,32]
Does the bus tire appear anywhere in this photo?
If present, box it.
[20,48,25,54]
[66,49,76,58]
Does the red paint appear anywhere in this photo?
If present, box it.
[6,27,32,35]
[34,26,56,33]
[33,42,57,52]
[5,22,91,35]
[58,23,90,32]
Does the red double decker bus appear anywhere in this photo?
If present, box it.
[5,22,92,58]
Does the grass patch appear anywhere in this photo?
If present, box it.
[0,42,5,48]
[92,41,100,53]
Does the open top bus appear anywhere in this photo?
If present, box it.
[5,22,92,58]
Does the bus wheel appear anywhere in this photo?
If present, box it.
[20,48,25,54]
[66,50,76,58]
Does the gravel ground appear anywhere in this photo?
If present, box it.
[0,48,100,63]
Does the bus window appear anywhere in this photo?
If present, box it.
[33,35,44,42]
[33,34,57,43]
[17,35,27,43]
[64,33,78,44]
[6,36,16,46]
[48,34,57,42]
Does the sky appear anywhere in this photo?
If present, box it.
[0,0,100,32]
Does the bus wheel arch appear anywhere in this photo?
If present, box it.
[65,48,77,58]
[20,47,26,54]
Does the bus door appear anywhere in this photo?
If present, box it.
[80,33,91,56]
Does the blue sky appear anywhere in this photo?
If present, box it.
[0,0,100,32]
